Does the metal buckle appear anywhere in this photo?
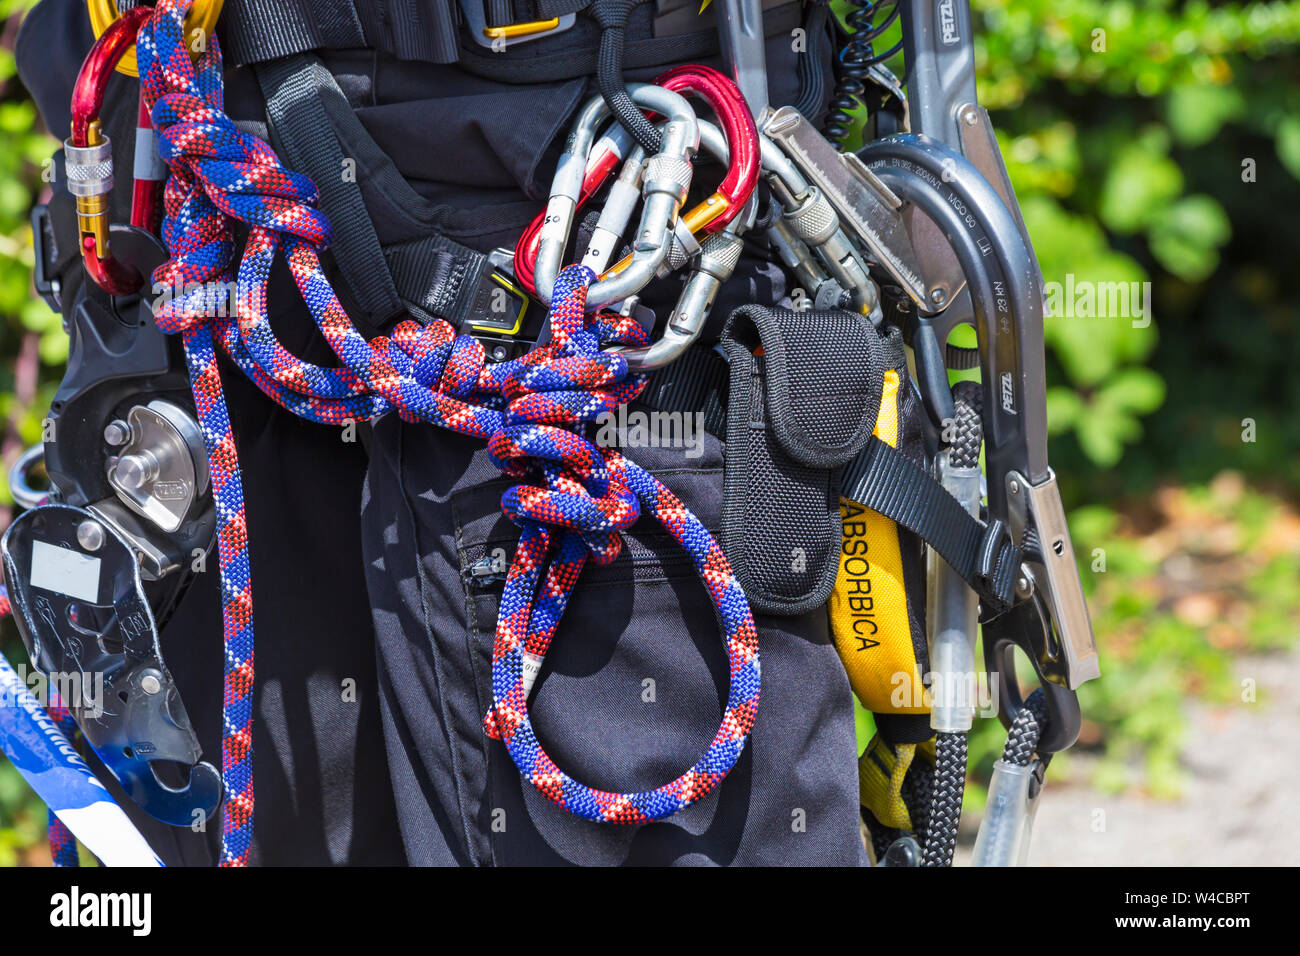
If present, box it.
[460,1,577,50]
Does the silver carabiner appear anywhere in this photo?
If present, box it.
[609,119,746,371]
[761,134,880,318]
[535,84,699,308]
[580,143,647,276]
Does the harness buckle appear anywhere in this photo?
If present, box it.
[460,1,577,49]
[461,266,547,362]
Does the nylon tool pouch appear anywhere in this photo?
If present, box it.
[718,306,930,724]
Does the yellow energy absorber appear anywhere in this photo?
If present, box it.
[858,735,936,832]
[829,368,928,714]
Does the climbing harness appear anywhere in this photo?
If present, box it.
[1,0,1102,867]
[2,0,767,858]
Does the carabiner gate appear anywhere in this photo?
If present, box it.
[533,84,699,309]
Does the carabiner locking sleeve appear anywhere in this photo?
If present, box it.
[67,4,155,296]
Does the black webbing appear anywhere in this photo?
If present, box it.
[221,0,460,67]
[638,346,729,439]
[840,437,1022,612]
[254,55,490,329]
[256,55,404,325]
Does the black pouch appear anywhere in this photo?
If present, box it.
[719,305,887,616]
[361,413,865,865]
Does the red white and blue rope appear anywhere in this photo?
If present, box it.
[132,0,759,855]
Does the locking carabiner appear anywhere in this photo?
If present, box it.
[655,65,760,236]
[67,4,159,296]
[513,123,636,296]
[608,119,746,370]
[599,65,761,284]
[533,84,699,309]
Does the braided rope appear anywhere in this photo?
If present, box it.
[920,731,967,867]
[45,694,81,867]
[134,0,759,848]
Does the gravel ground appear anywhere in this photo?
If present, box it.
[955,649,1300,867]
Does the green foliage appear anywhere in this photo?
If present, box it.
[975,0,1300,483]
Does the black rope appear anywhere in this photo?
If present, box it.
[919,380,984,867]
[921,732,968,866]
[591,0,661,153]
[1002,689,1049,766]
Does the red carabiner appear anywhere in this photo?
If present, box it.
[655,64,760,235]
[68,4,160,296]
[513,66,760,297]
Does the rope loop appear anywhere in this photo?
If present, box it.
[134,0,760,841]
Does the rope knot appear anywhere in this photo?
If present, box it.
[485,266,653,564]
[139,0,329,337]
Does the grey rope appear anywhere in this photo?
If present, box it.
[920,381,984,867]
[1001,688,1049,766]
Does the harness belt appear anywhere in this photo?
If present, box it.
[220,0,461,67]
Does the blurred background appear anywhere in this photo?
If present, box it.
[1,0,1298,864]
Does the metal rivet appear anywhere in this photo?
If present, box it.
[963,108,979,127]
[141,675,161,695]
[929,287,946,305]
[76,520,104,552]
[1009,480,1020,494]
[103,420,130,446]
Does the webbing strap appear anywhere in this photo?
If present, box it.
[221,0,460,67]
[637,345,728,439]
[841,437,1023,612]
[254,54,491,330]
[255,55,405,326]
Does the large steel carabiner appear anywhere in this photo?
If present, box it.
[533,84,699,309]
[67,4,167,296]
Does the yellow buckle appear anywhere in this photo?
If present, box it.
[86,0,225,78]
[482,17,562,41]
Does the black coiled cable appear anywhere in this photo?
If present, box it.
[825,0,903,148]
